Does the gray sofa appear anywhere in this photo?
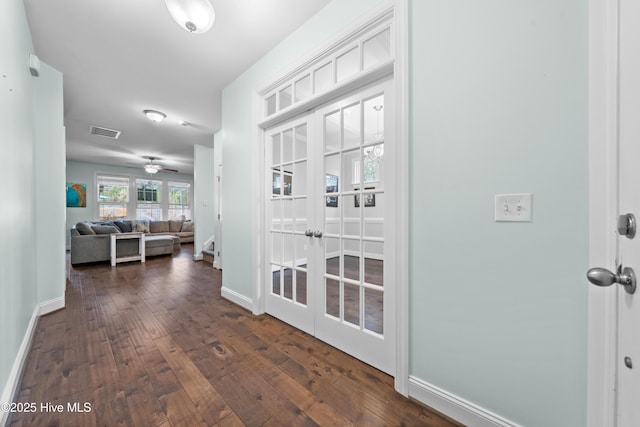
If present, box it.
[70,220,191,265]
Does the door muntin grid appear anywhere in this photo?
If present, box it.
[322,92,385,336]
[269,123,309,306]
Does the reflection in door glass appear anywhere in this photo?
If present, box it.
[314,62,333,94]
[293,162,307,197]
[364,287,383,334]
[266,94,277,117]
[294,75,311,102]
[344,283,360,326]
[324,111,341,153]
[343,103,361,150]
[283,268,293,300]
[364,241,384,287]
[282,129,293,163]
[336,47,360,82]
[343,239,360,281]
[363,29,391,70]
[325,237,340,277]
[326,278,340,318]
[271,232,282,264]
[364,95,384,144]
[296,271,307,305]
[283,233,294,267]
[295,199,307,231]
[272,133,281,165]
[279,85,292,110]
[282,199,293,230]
[364,193,384,239]
[295,124,307,159]
[272,267,281,295]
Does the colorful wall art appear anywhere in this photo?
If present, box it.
[66,182,86,207]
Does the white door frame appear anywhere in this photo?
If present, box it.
[250,0,409,395]
[587,0,620,425]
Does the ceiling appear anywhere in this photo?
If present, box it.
[23,0,332,175]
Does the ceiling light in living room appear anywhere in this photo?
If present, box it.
[145,164,160,174]
[143,109,166,122]
[165,0,216,34]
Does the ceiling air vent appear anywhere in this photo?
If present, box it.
[90,125,121,139]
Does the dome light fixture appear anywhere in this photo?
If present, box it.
[143,109,166,123]
[165,0,216,34]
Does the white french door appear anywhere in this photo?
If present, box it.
[265,115,315,335]
[264,79,395,375]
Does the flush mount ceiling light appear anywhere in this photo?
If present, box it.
[143,109,166,122]
[165,0,216,34]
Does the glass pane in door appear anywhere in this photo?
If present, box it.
[320,90,386,336]
[364,287,383,334]
[344,282,360,326]
[325,278,340,318]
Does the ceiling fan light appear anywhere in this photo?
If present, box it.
[143,109,166,122]
[145,164,159,174]
[165,0,215,34]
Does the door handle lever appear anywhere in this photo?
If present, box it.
[313,230,323,238]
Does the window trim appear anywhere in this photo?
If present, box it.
[94,172,193,222]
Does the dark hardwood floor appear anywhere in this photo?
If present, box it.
[9,245,459,426]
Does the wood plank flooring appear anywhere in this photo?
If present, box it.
[9,245,460,426]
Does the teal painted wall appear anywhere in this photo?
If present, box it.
[65,160,194,248]
[0,0,66,406]
[409,1,588,426]
[217,0,589,425]
[34,62,66,304]
[0,0,37,402]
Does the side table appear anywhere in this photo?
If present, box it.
[110,232,145,267]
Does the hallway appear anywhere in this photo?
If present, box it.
[9,246,457,426]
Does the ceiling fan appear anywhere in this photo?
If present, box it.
[138,156,178,174]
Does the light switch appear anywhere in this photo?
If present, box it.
[495,193,532,222]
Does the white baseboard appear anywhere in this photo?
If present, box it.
[221,287,253,312]
[408,376,520,427]
[39,296,65,316]
[0,297,66,426]
[0,308,39,426]
[192,253,203,261]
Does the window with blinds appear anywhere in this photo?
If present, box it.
[97,175,129,220]
[168,181,191,220]
[136,179,162,220]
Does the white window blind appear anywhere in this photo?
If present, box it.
[168,181,191,220]
[97,175,129,220]
[136,179,162,220]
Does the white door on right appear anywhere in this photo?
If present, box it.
[314,79,396,375]
[616,1,640,424]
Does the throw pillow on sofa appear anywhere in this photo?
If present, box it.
[131,220,150,233]
[181,221,193,232]
[114,220,132,233]
[76,222,96,235]
[149,221,170,233]
[91,225,121,234]
[168,220,184,232]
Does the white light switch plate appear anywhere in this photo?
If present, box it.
[495,193,532,222]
